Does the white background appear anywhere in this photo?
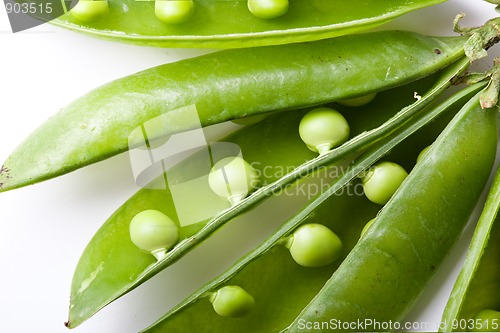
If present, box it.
[0,1,499,332]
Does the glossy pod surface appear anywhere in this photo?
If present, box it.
[50,0,445,48]
[65,67,470,329]
[286,91,498,332]
[141,75,486,332]
[441,162,500,332]
[0,30,468,193]
[144,178,381,332]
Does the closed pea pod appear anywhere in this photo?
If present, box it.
[286,90,498,332]
[2,27,486,193]
[440,160,500,332]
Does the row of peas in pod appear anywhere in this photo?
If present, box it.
[46,0,449,48]
[71,0,290,23]
[4,2,500,332]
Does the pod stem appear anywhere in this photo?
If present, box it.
[454,14,500,61]
[455,57,500,108]
[480,57,500,108]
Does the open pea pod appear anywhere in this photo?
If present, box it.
[48,0,446,48]
[66,57,472,328]
[440,161,500,331]
[284,89,498,332]
[0,27,480,193]
[141,78,493,333]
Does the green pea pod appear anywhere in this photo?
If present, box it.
[48,0,445,48]
[64,71,425,329]
[65,59,471,328]
[140,81,488,333]
[285,89,498,332]
[440,162,500,331]
[0,29,475,193]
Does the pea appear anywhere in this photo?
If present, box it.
[337,93,378,107]
[247,0,289,19]
[155,0,195,24]
[208,157,259,205]
[70,0,109,23]
[129,210,179,260]
[289,89,498,332]
[232,114,267,126]
[472,310,500,332]
[140,78,492,333]
[298,107,350,155]
[440,148,500,332]
[417,145,431,163]
[209,286,255,318]
[64,66,450,327]
[360,218,376,238]
[65,62,488,330]
[361,161,408,205]
[286,224,343,268]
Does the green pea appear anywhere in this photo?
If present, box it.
[417,145,431,163]
[129,210,179,260]
[155,0,194,24]
[472,310,500,332]
[247,0,289,19]
[70,0,109,23]
[209,286,255,318]
[337,93,378,107]
[360,218,376,237]
[362,161,408,205]
[208,157,259,205]
[298,107,350,155]
[286,223,343,268]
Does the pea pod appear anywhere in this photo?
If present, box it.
[141,75,490,333]
[285,89,498,332]
[65,59,472,328]
[440,161,500,332]
[47,0,446,48]
[0,28,482,193]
